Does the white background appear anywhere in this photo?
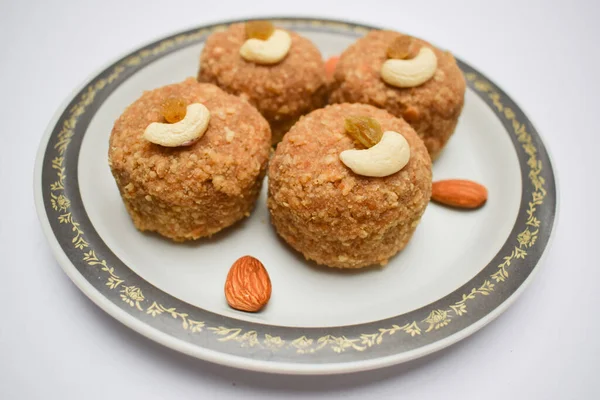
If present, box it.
[1,0,599,398]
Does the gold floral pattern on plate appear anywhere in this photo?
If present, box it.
[44,20,548,355]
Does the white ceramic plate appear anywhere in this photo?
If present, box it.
[34,18,557,374]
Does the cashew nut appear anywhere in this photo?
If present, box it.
[339,131,410,177]
[380,47,438,88]
[239,29,291,65]
[143,103,210,147]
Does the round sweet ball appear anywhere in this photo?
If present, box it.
[109,78,271,241]
[329,30,466,159]
[198,23,328,144]
[268,103,432,268]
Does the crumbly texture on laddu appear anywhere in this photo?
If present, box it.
[109,78,271,241]
[268,103,432,268]
[198,23,328,144]
[329,30,466,159]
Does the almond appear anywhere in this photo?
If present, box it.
[225,256,272,312]
[431,179,488,209]
[325,55,339,80]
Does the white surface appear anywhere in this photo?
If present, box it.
[1,0,598,398]
[77,32,520,329]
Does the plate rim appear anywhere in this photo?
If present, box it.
[34,16,559,374]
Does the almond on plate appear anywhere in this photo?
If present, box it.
[225,256,272,312]
[431,179,488,209]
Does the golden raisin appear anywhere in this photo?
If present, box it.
[386,36,419,60]
[344,116,383,148]
[245,20,275,40]
[162,97,187,123]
